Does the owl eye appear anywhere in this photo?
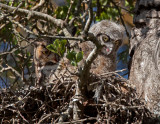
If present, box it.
[42,50,50,55]
[102,35,109,42]
[114,40,121,45]
[41,44,46,48]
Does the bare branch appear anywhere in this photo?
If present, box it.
[0,64,22,80]
[0,3,64,27]
[31,0,45,10]
[65,0,74,23]
[110,0,130,38]
[12,1,23,14]
[41,35,83,41]
[8,16,33,35]
[0,39,36,56]
[82,0,93,36]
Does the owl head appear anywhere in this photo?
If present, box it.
[97,33,122,55]
[34,41,60,66]
[89,20,125,55]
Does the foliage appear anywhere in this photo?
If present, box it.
[47,39,67,57]
[47,39,83,66]
[66,50,83,66]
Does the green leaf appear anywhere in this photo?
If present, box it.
[54,40,59,48]
[47,39,67,57]
[76,51,83,62]
[66,50,76,61]
[66,50,83,67]
[46,44,56,53]
[71,61,77,66]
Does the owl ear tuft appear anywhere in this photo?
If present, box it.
[96,33,105,37]
[33,41,39,47]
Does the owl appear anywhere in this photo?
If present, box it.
[34,40,60,86]
[49,20,125,86]
[79,20,125,75]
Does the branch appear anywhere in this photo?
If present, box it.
[110,0,130,38]
[82,0,93,36]
[103,5,134,14]
[82,33,104,74]
[75,32,104,99]
[8,16,33,35]
[65,0,74,23]
[0,38,36,56]
[41,35,83,41]
[57,117,97,124]
[58,101,73,122]
[72,32,103,121]
[31,0,45,10]
[0,3,81,49]
[0,3,64,27]
[0,64,23,80]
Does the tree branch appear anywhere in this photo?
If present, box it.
[110,0,130,38]
[79,32,103,89]
[83,0,93,36]
[65,0,74,23]
[31,0,45,10]
[0,3,64,27]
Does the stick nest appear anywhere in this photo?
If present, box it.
[0,74,158,124]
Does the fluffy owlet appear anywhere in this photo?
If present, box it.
[49,20,125,85]
[79,20,125,75]
[34,41,60,86]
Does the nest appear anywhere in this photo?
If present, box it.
[0,74,158,124]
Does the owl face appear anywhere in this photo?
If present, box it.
[98,34,122,55]
[35,42,59,66]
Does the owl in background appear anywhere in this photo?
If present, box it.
[79,20,126,75]
[34,40,60,86]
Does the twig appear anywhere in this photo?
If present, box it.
[110,0,130,38]
[89,103,145,109]
[57,117,97,124]
[8,17,34,35]
[38,113,52,124]
[100,69,128,81]
[0,39,36,56]
[12,1,23,14]
[65,0,74,23]
[100,69,127,76]
[31,0,45,10]
[103,5,134,14]
[58,101,73,122]
[41,35,83,41]
[18,110,29,123]
[0,64,22,80]
[83,0,93,36]
[5,64,23,79]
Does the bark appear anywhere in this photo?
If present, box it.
[129,0,160,115]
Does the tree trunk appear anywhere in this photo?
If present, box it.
[129,0,160,115]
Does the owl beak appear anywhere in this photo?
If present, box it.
[106,47,112,55]
[106,48,110,52]
[103,46,112,55]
